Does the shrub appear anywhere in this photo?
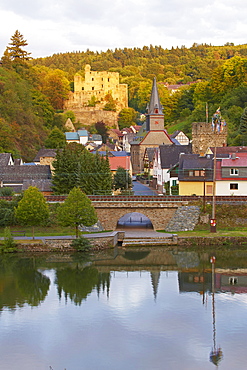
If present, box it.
[0,227,17,253]
[0,187,14,196]
[71,235,92,252]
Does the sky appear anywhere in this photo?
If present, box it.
[0,0,247,59]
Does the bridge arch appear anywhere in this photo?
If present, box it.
[92,199,183,230]
[116,212,153,229]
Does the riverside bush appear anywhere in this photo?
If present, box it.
[71,236,92,251]
[0,227,17,253]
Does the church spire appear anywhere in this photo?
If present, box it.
[146,77,163,115]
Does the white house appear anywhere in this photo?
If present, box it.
[216,152,247,195]
[152,144,192,193]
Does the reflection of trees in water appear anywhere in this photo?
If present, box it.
[55,267,111,305]
[0,256,50,310]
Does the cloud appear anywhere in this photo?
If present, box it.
[0,0,247,58]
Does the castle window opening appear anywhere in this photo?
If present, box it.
[92,78,94,81]
[92,87,94,90]
[108,78,110,82]
[230,183,238,190]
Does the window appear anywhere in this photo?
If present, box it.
[206,185,213,194]
[195,170,200,176]
[229,277,238,285]
[92,87,94,90]
[92,78,94,81]
[230,183,238,190]
[189,171,193,176]
[230,168,239,175]
[172,180,177,186]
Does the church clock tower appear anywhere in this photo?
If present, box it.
[146,77,164,131]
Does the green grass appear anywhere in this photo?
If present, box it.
[158,226,247,237]
[0,225,76,238]
[0,225,113,238]
[166,121,186,134]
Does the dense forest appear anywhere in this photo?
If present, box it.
[1,31,247,161]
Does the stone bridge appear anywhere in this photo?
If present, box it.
[88,196,188,230]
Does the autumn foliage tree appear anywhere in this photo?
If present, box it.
[5,30,31,61]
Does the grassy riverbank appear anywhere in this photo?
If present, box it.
[172,226,247,237]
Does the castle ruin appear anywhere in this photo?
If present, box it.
[64,65,128,127]
[192,121,228,155]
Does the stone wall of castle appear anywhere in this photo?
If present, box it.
[192,122,228,154]
[65,106,119,128]
[64,65,128,123]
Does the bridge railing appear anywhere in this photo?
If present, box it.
[1,195,247,203]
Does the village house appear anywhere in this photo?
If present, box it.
[122,126,140,153]
[178,153,214,196]
[215,151,247,196]
[152,144,192,193]
[33,148,57,170]
[169,130,190,145]
[108,129,123,147]
[65,129,103,147]
[0,153,17,166]
[0,165,52,193]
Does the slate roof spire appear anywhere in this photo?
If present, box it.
[146,77,163,115]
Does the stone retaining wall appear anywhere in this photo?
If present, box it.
[16,232,125,252]
[165,205,200,232]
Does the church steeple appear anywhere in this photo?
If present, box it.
[146,77,163,115]
[146,77,164,131]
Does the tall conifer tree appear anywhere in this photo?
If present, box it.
[7,30,31,61]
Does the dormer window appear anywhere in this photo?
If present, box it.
[230,168,238,175]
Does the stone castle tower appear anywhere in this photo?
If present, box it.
[192,121,228,155]
[64,65,128,127]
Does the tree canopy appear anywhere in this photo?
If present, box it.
[57,187,98,237]
[52,143,112,195]
[15,186,50,238]
[113,166,132,191]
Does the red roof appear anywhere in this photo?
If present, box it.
[222,157,247,167]
[108,156,131,171]
[109,129,123,137]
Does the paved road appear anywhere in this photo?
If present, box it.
[132,180,157,196]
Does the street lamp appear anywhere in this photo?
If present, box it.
[210,108,223,233]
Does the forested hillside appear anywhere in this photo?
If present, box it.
[1,33,247,161]
[32,43,247,143]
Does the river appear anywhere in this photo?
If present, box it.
[0,247,247,369]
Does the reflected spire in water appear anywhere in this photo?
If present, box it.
[209,256,223,367]
[150,271,160,301]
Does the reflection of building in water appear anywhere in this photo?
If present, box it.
[178,272,212,293]
[215,271,247,294]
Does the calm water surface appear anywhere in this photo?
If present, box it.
[0,248,247,370]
